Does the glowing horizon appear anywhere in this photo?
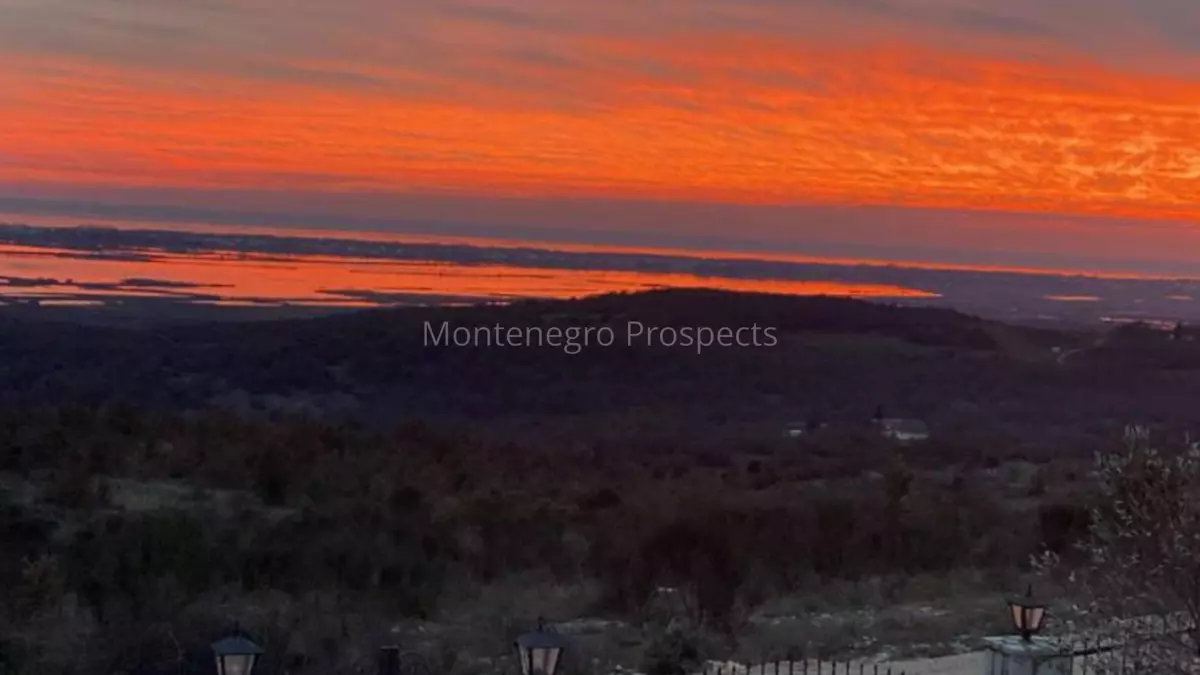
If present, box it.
[4,213,1196,282]
[0,243,940,305]
[4,0,1200,273]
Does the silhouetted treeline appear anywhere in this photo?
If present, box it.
[1,290,1198,453]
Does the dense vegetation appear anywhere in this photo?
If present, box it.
[0,402,1105,674]
[2,289,1198,454]
[2,290,1197,673]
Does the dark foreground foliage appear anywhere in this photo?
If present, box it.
[0,403,1099,674]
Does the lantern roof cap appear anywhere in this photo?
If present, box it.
[1007,584,1047,608]
[515,620,570,650]
[212,635,264,656]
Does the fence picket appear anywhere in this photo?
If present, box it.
[717,622,1200,675]
[712,655,958,675]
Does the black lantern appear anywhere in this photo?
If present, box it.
[212,630,264,675]
[1008,584,1047,641]
[514,618,570,675]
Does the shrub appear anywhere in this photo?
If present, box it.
[641,627,703,675]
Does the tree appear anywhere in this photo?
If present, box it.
[1036,429,1200,674]
[633,513,744,633]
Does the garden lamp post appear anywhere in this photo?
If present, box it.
[212,629,264,675]
[514,618,570,675]
[1008,584,1048,642]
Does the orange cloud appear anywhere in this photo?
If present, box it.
[4,36,1200,223]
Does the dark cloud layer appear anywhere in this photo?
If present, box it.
[5,189,1200,277]
[4,0,1200,89]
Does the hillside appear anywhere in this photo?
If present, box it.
[0,288,1186,455]
[0,288,1182,675]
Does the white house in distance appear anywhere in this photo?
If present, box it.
[783,418,827,438]
[876,418,930,443]
[783,423,808,439]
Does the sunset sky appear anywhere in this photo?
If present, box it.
[3,0,1200,274]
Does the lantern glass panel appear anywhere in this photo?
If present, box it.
[220,654,258,675]
[1010,603,1025,630]
[1026,606,1046,632]
[538,647,561,675]
[518,645,563,675]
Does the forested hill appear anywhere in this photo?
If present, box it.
[1,289,1196,452]
[0,289,998,405]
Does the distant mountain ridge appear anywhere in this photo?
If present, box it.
[7,220,1200,326]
